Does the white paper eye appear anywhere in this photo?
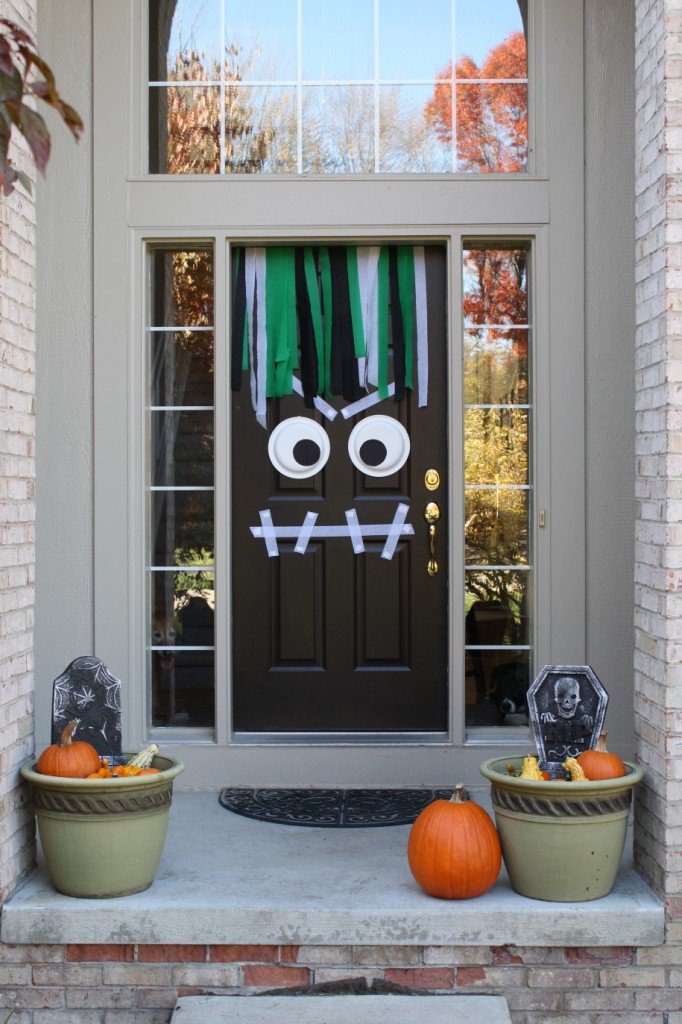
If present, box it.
[347,415,410,478]
[267,416,330,479]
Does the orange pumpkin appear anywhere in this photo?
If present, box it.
[407,784,501,899]
[576,732,626,781]
[37,721,101,779]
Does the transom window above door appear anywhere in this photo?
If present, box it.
[148,0,529,174]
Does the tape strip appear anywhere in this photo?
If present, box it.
[358,246,381,388]
[381,502,410,561]
[340,382,395,419]
[295,511,318,554]
[291,376,338,421]
[258,509,279,557]
[345,509,365,553]
[414,246,428,408]
[244,250,257,416]
[251,515,414,544]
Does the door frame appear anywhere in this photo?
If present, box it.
[93,0,583,787]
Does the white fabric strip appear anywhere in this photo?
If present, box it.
[340,382,395,419]
[244,249,257,416]
[258,509,279,557]
[251,521,414,541]
[381,502,410,561]
[357,246,381,388]
[291,375,338,421]
[414,245,429,408]
[295,511,318,555]
[344,509,365,554]
[254,247,267,429]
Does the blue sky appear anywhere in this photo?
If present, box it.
[162,0,525,81]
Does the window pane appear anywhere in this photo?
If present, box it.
[149,0,221,81]
[150,248,214,327]
[465,569,530,644]
[464,408,529,485]
[302,0,374,81]
[456,0,527,79]
[151,569,215,647]
[151,490,214,567]
[464,328,528,405]
[465,488,529,565]
[379,85,452,173]
[378,0,452,81]
[225,86,297,173]
[149,86,221,174]
[150,331,215,407]
[455,84,528,172]
[463,248,528,325]
[151,411,214,487]
[152,650,215,726]
[466,649,529,726]
[226,0,297,81]
[302,86,375,173]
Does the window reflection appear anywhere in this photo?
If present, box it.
[464,244,532,728]
[149,0,529,174]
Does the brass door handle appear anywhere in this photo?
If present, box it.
[424,502,440,577]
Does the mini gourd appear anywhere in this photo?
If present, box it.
[563,757,588,781]
[37,721,100,779]
[407,784,501,899]
[519,756,543,781]
[576,732,626,780]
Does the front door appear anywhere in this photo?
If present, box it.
[232,244,448,734]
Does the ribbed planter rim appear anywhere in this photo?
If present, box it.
[480,756,643,796]
[21,754,185,792]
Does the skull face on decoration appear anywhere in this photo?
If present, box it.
[553,676,581,719]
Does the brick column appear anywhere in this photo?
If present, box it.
[634,0,682,901]
[0,0,37,902]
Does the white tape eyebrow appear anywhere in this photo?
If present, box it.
[295,511,318,554]
[340,382,396,419]
[344,509,365,554]
[258,509,279,557]
[381,503,410,560]
[291,376,338,421]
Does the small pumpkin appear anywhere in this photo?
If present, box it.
[407,784,501,899]
[576,732,626,780]
[37,721,100,779]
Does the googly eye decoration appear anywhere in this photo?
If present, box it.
[268,416,331,479]
[348,415,411,478]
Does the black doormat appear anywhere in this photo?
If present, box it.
[218,788,454,828]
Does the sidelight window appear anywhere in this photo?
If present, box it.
[148,0,528,175]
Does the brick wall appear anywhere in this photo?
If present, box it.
[0,0,37,904]
[0,942,680,1023]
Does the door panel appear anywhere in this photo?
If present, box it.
[232,244,448,733]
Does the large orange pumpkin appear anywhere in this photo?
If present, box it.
[576,732,626,781]
[407,785,501,899]
[37,721,101,779]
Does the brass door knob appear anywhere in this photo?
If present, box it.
[424,502,440,576]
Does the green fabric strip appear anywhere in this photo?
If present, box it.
[265,247,297,397]
[318,246,333,396]
[377,246,390,399]
[303,247,324,393]
[346,247,366,358]
[397,246,415,390]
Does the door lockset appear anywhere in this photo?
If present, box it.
[424,502,440,577]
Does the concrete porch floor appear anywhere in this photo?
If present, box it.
[1,792,664,948]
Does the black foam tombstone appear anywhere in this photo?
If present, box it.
[51,656,122,760]
[527,664,608,776]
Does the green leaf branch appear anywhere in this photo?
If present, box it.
[0,17,82,195]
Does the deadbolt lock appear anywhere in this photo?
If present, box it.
[425,468,440,491]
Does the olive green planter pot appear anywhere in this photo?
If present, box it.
[480,756,642,903]
[21,754,184,898]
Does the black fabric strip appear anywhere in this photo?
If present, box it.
[388,246,406,401]
[329,247,361,401]
[295,247,318,408]
[230,248,247,392]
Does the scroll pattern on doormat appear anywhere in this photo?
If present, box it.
[218,788,454,828]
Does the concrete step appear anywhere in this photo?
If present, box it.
[171,994,512,1024]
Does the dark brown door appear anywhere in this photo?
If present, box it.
[232,245,448,732]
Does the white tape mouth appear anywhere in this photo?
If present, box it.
[250,502,413,560]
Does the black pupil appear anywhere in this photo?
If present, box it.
[293,439,321,467]
[359,439,388,467]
